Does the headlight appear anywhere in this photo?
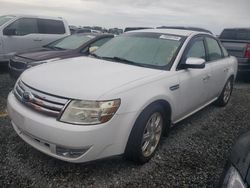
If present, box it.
[60,99,121,125]
[222,166,246,188]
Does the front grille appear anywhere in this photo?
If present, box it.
[14,80,69,118]
[9,59,27,69]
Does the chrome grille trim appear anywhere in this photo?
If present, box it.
[14,80,69,117]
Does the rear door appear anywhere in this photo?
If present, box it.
[37,18,68,46]
[205,36,229,99]
[2,18,41,54]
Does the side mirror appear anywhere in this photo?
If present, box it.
[89,46,99,54]
[182,57,205,69]
[3,28,16,36]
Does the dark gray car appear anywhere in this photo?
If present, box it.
[9,33,114,79]
[219,28,250,75]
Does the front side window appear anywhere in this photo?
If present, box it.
[5,18,38,36]
[0,15,15,26]
[46,34,94,50]
[38,19,65,34]
[185,39,206,60]
[205,37,223,61]
[94,33,184,69]
[221,45,229,57]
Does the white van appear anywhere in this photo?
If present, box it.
[0,15,70,64]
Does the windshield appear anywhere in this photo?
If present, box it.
[0,15,15,26]
[47,34,95,50]
[94,32,184,69]
[220,29,250,40]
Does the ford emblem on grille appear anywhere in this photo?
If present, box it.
[22,91,34,102]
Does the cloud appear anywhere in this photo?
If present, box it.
[0,0,249,34]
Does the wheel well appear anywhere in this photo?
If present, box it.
[149,100,172,121]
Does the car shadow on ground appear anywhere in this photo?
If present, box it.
[0,65,9,74]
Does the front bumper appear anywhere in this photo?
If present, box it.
[7,92,136,163]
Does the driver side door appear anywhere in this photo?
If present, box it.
[174,36,211,122]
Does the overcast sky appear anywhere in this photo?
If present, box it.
[0,0,249,34]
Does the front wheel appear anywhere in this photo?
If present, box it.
[215,78,233,107]
[124,104,168,164]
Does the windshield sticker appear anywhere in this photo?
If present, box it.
[159,35,181,41]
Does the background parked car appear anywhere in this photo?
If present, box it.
[218,131,250,188]
[0,15,70,65]
[219,28,250,79]
[9,33,114,78]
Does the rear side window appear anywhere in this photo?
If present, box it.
[5,18,38,36]
[38,19,65,34]
[220,29,250,40]
[185,39,206,60]
[205,37,223,61]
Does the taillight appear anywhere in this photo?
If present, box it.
[245,43,250,59]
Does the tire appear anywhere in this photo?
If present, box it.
[215,78,233,107]
[124,103,169,164]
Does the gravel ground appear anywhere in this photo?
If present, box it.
[0,70,250,188]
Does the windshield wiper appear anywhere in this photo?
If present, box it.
[90,55,150,68]
[110,56,149,68]
[90,53,103,59]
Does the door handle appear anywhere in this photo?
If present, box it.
[203,74,211,81]
[203,76,208,81]
[224,68,229,72]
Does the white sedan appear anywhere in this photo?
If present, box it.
[7,29,237,164]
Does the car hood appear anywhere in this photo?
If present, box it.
[21,56,164,100]
[17,48,72,62]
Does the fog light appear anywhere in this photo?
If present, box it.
[56,146,89,158]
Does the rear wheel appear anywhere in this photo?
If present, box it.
[124,104,169,164]
[215,78,233,107]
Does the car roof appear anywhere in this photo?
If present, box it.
[128,28,210,37]
[157,26,213,34]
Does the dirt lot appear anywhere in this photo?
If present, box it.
[0,69,250,188]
